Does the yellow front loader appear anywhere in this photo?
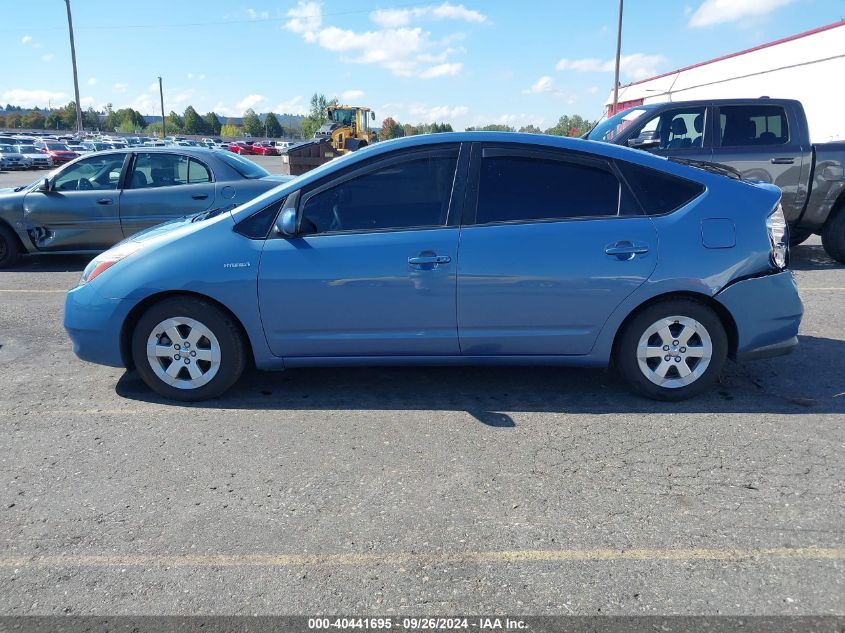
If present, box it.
[313,105,378,153]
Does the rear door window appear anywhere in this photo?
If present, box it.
[616,161,705,215]
[473,148,639,224]
[719,105,789,146]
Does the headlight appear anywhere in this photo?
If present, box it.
[80,242,144,284]
[766,204,788,270]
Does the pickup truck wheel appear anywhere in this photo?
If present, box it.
[0,224,21,269]
[615,299,728,401]
[788,227,812,247]
[821,208,845,264]
[131,297,247,402]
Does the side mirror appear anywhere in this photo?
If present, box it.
[275,208,297,236]
[371,111,376,121]
[38,178,51,192]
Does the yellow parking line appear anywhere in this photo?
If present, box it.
[1,547,842,568]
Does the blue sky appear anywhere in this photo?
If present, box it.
[2,0,844,130]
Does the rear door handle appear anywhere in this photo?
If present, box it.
[96,198,114,205]
[192,193,209,200]
[408,254,451,266]
[605,241,649,260]
[771,157,795,165]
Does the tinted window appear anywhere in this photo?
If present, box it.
[216,151,270,179]
[631,108,706,150]
[476,154,635,224]
[52,154,125,191]
[720,105,789,146]
[235,199,285,240]
[300,152,458,234]
[617,161,705,215]
[188,158,211,183]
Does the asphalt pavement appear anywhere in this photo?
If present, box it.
[0,161,843,616]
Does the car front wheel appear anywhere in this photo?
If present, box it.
[0,224,21,269]
[615,299,728,401]
[131,297,247,401]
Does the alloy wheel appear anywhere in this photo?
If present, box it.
[146,317,221,389]
[636,316,713,388]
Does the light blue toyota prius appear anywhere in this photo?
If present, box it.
[64,132,803,402]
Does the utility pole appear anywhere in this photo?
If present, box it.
[63,0,83,134]
[612,0,624,115]
[158,76,166,139]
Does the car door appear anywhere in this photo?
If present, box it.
[21,152,128,251]
[118,152,215,237]
[457,144,658,356]
[626,105,713,162]
[258,144,466,358]
[711,103,808,221]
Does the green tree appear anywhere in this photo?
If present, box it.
[264,112,283,138]
[166,110,183,133]
[465,124,515,132]
[300,93,339,139]
[5,113,21,128]
[102,103,119,131]
[83,107,100,130]
[545,114,595,137]
[204,112,221,135]
[379,117,404,140]
[22,110,46,129]
[182,105,206,135]
[45,112,64,130]
[242,108,263,137]
[220,123,240,138]
[518,124,543,134]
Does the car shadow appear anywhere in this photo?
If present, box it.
[115,334,845,424]
[789,243,844,270]
[6,254,92,273]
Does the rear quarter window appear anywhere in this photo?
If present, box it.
[617,161,705,215]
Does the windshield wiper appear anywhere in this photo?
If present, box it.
[668,157,742,180]
[190,204,236,223]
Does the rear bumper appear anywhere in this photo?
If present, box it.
[716,270,803,362]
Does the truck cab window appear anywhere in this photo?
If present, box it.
[720,105,789,146]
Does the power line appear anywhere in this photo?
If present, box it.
[0,1,435,33]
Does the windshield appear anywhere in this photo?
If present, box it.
[16,146,38,153]
[216,151,270,179]
[45,143,69,151]
[587,107,652,142]
[330,108,356,125]
[0,145,16,152]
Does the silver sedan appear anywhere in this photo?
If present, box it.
[0,147,292,267]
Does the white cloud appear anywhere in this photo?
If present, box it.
[419,62,462,79]
[21,35,33,45]
[236,94,266,111]
[285,1,473,78]
[370,2,487,28]
[341,89,365,102]
[113,82,129,93]
[273,96,308,115]
[284,1,322,42]
[87,77,97,86]
[131,87,194,115]
[41,54,55,63]
[381,102,469,123]
[246,8,270,20]
[1,88,67,108]
[526,75,555,94]
[689,0,794,27]
[556,53,667,81]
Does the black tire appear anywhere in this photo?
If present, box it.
[788,226,812,247]
[0,223,21,269]
[615,298,728,401]
[821,206,845,264]
[131,296,247,402]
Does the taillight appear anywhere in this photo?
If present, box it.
[766,204,788,270]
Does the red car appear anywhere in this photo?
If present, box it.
[227,142,254,155]
[38,142,79,165]
[250,142,280,156]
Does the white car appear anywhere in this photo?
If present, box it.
[14,144,53,169]
[0,144,29,170]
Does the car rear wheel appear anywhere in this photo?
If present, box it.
[0,224,21,269]
[131,297,246,401]
[821,207,845,264]
[615,299,728,401]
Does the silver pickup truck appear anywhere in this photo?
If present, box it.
[588,98,845,262]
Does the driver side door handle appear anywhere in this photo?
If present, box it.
[605,241,649,260]
[96,198,114,205]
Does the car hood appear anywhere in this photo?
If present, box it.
[0,153,25,160]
